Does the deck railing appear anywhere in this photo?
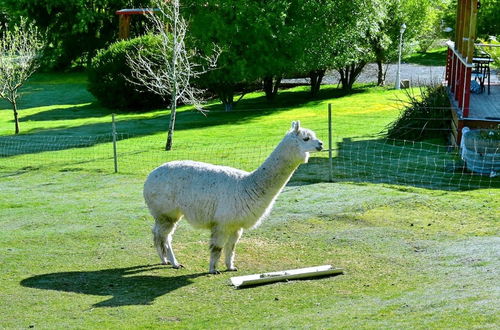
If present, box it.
[445,41,473,118]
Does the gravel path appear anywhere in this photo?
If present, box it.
[283,63,499,87]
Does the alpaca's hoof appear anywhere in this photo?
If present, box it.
[209,269,221,275]
[161,261,171,266]
[172,264,184,269]
[227,267,238,272]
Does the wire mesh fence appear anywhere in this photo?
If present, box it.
[325,137,498,190]
[0,134,114,171]
[0,110,499,191]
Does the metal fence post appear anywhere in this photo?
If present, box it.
[328,104,333,182]
[112,113,118,173]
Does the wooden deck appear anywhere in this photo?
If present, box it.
[469,85,500,121]
[449,84,500,146]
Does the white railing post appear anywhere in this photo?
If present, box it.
[112,113,118,173]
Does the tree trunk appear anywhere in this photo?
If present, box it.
[372,42,385,87]
[376,59,385,86]
[338,62,366,93]
[221,93,234,111]
[166,1,178,151]
[309,69,326,97]
[13,101,20,134]
[218,86,234,111]
[263,76,281,101]
[165,98,176,151]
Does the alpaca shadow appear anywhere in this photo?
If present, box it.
[20,264,207,307]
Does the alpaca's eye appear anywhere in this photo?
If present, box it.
[303,137,310,141]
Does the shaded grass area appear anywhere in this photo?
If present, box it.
[404,47,448,67]
[0,171,498,328]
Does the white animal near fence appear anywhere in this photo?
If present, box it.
[143,121,324,274]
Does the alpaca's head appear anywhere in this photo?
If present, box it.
[284,121,323,163]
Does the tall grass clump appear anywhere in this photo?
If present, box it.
[386,84,451,141]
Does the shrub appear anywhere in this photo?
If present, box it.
[477,39,499,70]
[87,34,167,111]
[386,84,452,141]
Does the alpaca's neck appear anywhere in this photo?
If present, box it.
[243,139,304,204]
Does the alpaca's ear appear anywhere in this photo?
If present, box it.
[291,121,300,134]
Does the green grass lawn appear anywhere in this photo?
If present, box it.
[0,73,408,177]
[404,47,448,67]
[0,74,499,329]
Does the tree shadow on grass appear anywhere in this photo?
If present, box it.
[0,110,266,157]
[0,90,340,158]
[20,103,110,122]
[1,84,369,158]
[16,83,95,110]
[20,264,207,307]
[202,85,367,112]
[289,137,500,191]
[17,84,367,123]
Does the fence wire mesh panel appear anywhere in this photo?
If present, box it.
[327,136,498,191]
[0,110,498,191]
[0,134,115,172]
[115,137,278,177]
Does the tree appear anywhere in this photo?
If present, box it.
[0,4,8,30]
[0,18,44,134]
[256,1,296,101]
[289,0,378,94]
[127,0,219,150]
[368,0,403,86]
[330,0,381,92]
[2,0,149,70]
[186,0,288,109]
[188,0,376,101]
[443,0,500,39]
[282,0,343,97]
[476,0,499,38]
[367,0,442,86]
[416,3,444,53]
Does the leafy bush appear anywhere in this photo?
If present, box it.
[477,39,500,70]
[87,34,166,111]
[386,84,451,141]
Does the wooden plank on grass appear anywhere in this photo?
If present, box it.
[230,265,344,289]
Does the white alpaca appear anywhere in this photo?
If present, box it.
[143,121,323,274]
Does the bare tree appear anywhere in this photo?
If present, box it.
[0,18,44,134]
[127,0,220,150]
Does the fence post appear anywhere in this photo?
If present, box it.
[328,104,333,182]
[112,113,118,173]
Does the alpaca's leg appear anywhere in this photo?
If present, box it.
[153,220,170,265]
[152,218,182,268]
[224,228,243,271]
[209,227,226,274]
